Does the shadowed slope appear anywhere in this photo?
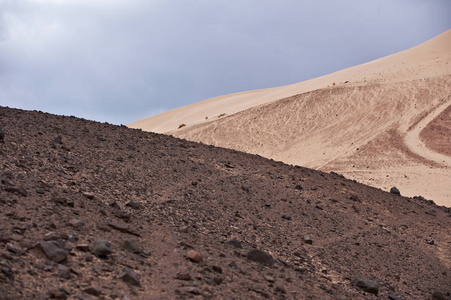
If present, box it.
[1,106,450,299]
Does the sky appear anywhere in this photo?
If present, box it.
[1,1,450,125]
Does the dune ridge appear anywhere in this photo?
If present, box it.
[129,29,451,206]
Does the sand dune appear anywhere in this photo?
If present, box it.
[129,29,451,206]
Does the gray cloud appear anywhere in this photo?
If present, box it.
[1,0,450,124]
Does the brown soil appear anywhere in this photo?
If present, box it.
[0,106,450,299]
[420,105,451,156]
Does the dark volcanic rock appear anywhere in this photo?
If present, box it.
[84,287,102,296]
[107,222,129,232]
[246,249,274,266]
[175,272,192,281]
[38,241,67,263]
[389,293,402,300]
[353,277,379,295]
[92,239,112,258]
[119,268,141,286]
[82,192,95,199]
[122,239,142,254]
[390,186,401,196]
[303,235,313,244]
[225,239,243,249]
[68,219,83,229]
[0,127,4,142]
[58,264,71,280]
[4,187,27,197]
[432,291,446,300]
[75,243,90,252]
[125,201,141,209]
[53,136,63,144]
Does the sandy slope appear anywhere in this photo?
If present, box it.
[129,30,451,206]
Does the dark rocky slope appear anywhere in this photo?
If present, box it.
[0,106,449,299]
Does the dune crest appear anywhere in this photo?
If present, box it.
[129,30,451,206]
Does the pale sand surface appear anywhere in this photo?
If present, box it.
[129,30,451,206]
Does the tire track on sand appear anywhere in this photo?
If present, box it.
[405,100,451,167]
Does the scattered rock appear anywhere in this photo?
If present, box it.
[83,287,102,297]
[389,293,402,300]
[0,127,4,142]
[125,201,141,209]
[179,226,189,233]
[116,210,132,221]
[175,272,192,281]
[108,222,130,233]
[58,264,71,280]
[53,136,63,144]
[186,250,203,263]
[82,192,95,199]
[264,275,275,282]
[1,265,14,282]
[122,239,142,254]
[4,187,28,197]
[225,239,242,249]
[432,291,446,300]
[350,195,361,202]
[85,253,93,262]
[213,276,224,285]
[53,197,74,207]
[303,235,313,244]
[44,232,63,241]
[353,277,379,295]
[68,219,83,229]
[119,268,141,286]
[390,187,401,196]
[92,239,112,258]
[97,223,111,232]
[295,184,303,191]
[229,261,239,269]
[6,244,23,255]
[109,202,121,210]
[106,222,140,236]
[281,214,292,220]
[180,286,199,295]
[49,289,68,299]
[0,233,11,243]
[246,249,274,266]
[75,244,90,252]
[38,241,67,263]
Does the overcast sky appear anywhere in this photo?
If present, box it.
[1,1,450,125]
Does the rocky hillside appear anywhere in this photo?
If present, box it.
[0,106,450,299]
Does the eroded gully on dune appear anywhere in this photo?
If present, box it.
[404,99,451,167]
